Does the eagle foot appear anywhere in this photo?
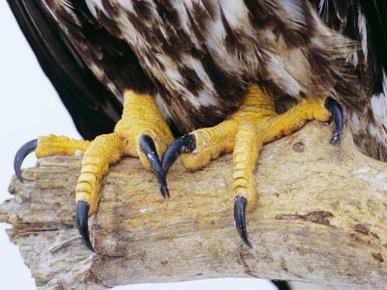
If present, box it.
[162,84,341,247]
[14,90,174,251]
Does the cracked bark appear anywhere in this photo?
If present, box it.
[1,121,386,289]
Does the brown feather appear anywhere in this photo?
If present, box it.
[10,0,387,160]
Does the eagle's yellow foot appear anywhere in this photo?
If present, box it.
[15,90,174,251]
[162,84,343,247]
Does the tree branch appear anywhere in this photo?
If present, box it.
[1,121,386,289]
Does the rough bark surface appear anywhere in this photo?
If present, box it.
[1,121,386,289]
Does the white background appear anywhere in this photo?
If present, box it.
[0,2,276,289]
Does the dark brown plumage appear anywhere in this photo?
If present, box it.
[313,0,387,160]
[8,0,387,159]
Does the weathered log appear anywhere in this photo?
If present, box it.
[0,121,386,289]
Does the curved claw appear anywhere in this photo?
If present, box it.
[324,97,344,144]
[139,135,169,198]
[14,139,38,182]
[234,196,253,248]
[161,134,196,174]
[76,201,95,252]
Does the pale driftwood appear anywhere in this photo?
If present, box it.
[0,121,386,289]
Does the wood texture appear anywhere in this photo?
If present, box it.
[1,121,386,289]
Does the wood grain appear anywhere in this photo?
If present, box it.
[1,121,386,289]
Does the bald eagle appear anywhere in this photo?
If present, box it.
[11,0,387,255]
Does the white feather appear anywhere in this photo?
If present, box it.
[85,0,104,18]
[117,0,134,13]
[198,91,217,106]
[370,70,387,126]
[358,8,368,62]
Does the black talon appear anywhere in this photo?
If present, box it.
[271,280,291,290]
[161,134,196,175]
[139,135,169,198]
[76,201,95,252]
[324,97,344,144]
[234,196,253,248]
[14,139,38,182]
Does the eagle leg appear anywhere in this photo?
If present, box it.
[14,90,174,251]
[162,84,335,247]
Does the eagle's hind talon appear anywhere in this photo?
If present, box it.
[324,97,344,144]
[14,139,38,182]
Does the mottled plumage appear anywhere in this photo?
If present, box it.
[8,0,387,159]
[313,0,387,160]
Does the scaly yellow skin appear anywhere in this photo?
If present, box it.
[181,84,331,210]
[36,135,90,157]
[34,85,330,215]
[35,90,174,215]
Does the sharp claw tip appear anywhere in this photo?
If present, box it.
[238,226,253,248]
[234,196,253,248]
[76,201,95,252]
[244,238,253,249]
[15,172,24,183]
[159,184,170,199]
[83,240,95,253]
[160,184,170,199]
[330,134,340,145]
